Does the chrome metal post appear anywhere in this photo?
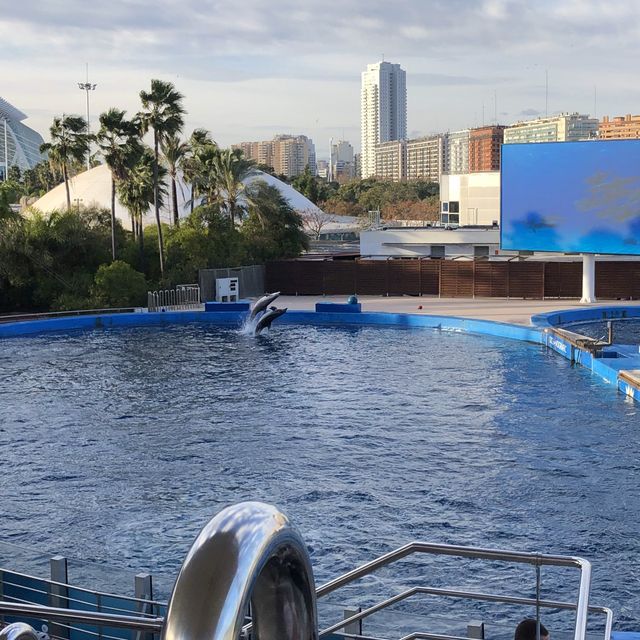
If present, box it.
[161,502,318,640]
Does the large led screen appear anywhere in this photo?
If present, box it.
[501,140,640,255]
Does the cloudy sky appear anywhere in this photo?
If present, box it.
[2,0,639,159]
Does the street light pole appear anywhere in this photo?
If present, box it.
[78,63,96,171]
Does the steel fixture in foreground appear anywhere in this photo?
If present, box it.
[160,501,318,640]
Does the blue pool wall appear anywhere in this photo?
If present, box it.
[2,304,639,403]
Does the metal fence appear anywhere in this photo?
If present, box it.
[199,266,265,301]
[266,259,640,300]
[146,286,201,312]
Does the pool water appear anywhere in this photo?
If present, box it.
[568,319,640,345]
[0,324,638,632]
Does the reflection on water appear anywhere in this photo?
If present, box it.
[0,324,638,632]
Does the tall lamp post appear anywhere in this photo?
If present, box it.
[78,63,96,171]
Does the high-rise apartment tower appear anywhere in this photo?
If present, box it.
[361,61,407,179]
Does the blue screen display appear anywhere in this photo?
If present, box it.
[501,140,640,255]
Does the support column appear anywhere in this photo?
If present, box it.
[581,253,596,304]
[49,556,69,639]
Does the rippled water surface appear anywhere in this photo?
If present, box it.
[1,323,639,633]
[568,319,640,345]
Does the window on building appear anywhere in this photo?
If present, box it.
[441,213,449,223]
[431,245,445,258]
[442,202,449,212]
[449,201,460,213]
[449,214,460,224]
[474,245,490,257]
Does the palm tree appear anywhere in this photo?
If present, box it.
[138,79,185,277]
[212,149,258,227]
[182,129,216,213]
[40,115,90,211]
[160,134,190,227]
[117,148,167,268]
[95,108,142,260]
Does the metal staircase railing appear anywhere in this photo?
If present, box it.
[0,503,614,640]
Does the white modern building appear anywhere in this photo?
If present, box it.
[442,129,470,174]
[360,226,501,258]
[504,113,599,144]
[440,172,501,226]
[361,61,407,179]
[0,97,45,179]
[330,140,355,182]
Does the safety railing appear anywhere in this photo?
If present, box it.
[147,285,200,312]
[313,541,600,640]
[0,504,614,640]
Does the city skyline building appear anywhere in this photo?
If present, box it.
[375,140,406,182]
[442,129,470,175]
[233,134,316,178]
[0,97,45,180]
[469,125,505,172]
[599,114,640,139]
[503,113,598,144]
[330,139,355,183]
[406,136,443,183]
[361,61,407,179]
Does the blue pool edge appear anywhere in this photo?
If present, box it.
[2,305,640,404]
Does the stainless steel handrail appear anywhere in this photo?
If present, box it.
[161,501,318,640]
[320,586,612,640]
[315,542,592,640]
[0,601,163,631]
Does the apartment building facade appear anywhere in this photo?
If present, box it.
[406,136,442,182]
[469,125,504,172]
[504,113,598,144]
[361,61,407,179]
[233,134,316,178]
[442,129,470,174]
[375,140,406,182]
[599,114,640,139]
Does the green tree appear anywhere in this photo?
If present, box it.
[242,181,308,262]
[138,79,186,277]
[96,108,142,260]
[291,166,320,204]
[182,129,216,213]
[91,260,148,308]
[117,148,167,269]
[39,115,90,211]
[212,148,257,227]
[161,134,190,227]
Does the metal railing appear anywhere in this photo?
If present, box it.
[0,506,613,640]
[147,285,200,312]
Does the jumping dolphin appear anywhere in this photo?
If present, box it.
[249,292,281,320]
[255,308,287,334]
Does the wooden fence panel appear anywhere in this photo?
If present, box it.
[508,262,544,299]
[420,260,440,295]
[294,261,324,295]
[474,262,508,298]
[388,260,420,295]
[356,261,389,295]
[596,261,640,299]
[324,261,356,295]
[544,262,581,298]
[440,261,474,297]
[266,262,296,294]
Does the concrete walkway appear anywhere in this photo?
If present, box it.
[276,295,640,325]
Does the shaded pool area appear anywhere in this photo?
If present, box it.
[0,322,639,633]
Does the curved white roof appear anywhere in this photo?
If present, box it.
[30,164,324,226]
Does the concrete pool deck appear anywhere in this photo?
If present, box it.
[275,296,640,326]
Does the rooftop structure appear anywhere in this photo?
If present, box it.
[503,113,598,144]
[0,97,45,178]
[361,61,407,179]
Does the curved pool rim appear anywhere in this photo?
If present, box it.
[2,304,640,403]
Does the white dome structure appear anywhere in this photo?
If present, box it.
[30,164,324,226]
